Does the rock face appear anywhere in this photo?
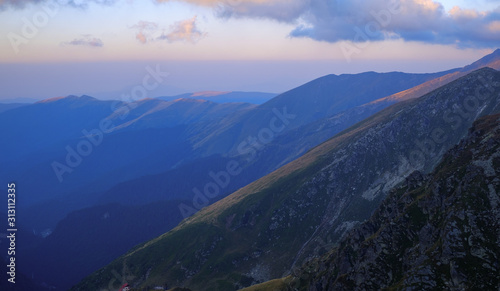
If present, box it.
[290,113,500,290]
[73,69,500,291]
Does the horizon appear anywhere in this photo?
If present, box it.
[0,54,498,103]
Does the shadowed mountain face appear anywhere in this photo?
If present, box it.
[282,113,500,291]
[20,201,188,291]
[0,97,253,166]
[71,68,500,291]
[0,95,121,163]
[0,98,253,206]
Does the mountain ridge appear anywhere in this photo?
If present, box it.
[158,91,277,105]
[72,68,500,291]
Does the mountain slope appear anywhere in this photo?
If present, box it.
[285,113,500,290]
[193,70,456,157]
[255,49,500,172]
[72,68,500,291]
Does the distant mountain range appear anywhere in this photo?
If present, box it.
[72,67,500,289]
[2,50,500,290]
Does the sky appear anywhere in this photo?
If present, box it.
[0,0,499,101]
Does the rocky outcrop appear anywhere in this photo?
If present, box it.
[290,114,500,290]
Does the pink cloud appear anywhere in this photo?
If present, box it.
[157,16,207,43]
[130,17,206,44]
[131,21,159,44]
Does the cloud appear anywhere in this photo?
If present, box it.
[61,34,104,47]
[288,0,450,43]
[130,17,206,44]
[155,0,500,48]
[0,0,44,9]
[4,0,499,48]
[157,16,207,43]
[489,20,500,32]
[63,0,119,8]
[131,21,159,44]
[155,0,307,22]
[215,0,308,22]
[0,0,118,10]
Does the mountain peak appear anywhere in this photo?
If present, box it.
[482,48,500,60]
[36,96,68,103]
[78,95,98,101]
